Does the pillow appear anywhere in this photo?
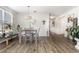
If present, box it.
[5,34,10,38]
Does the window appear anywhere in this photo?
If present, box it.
[0,10,3,31]
[4,12,11,24]
[0,8,13,34]
[0,10,2,22]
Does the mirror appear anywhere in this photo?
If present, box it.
[68,16,78,27]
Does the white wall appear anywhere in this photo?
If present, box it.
[15,13,49,36]
[50,7,79,34]
[50,17,65,34]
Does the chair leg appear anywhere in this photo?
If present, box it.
[6,40,8,46]
[35,39,38,52]
[19,37,21,44]
[24,36,27,44]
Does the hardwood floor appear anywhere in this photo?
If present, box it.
[0,34,79,53]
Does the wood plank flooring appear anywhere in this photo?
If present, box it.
[0,34,79,53]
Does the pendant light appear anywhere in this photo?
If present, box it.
[49,13,55,20]
[26,6,32,20]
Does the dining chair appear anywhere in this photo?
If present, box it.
[37,27,40,39]
[21,31,26,42]
[34,27,40,52]
[18,30,22,44]
[25,30,33,43]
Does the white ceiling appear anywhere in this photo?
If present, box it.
[8,6,76,16]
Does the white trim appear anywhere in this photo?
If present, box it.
[2,10,4,32]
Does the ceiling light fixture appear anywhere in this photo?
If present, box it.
[26,6,32,20]
[49,13,55,20]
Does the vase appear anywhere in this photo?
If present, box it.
[69,35,73,40]
[75,38,79,50]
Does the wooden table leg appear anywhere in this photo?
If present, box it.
[18,32,22,44]
[35,35,38,52]
[19,34,21,44]
[36,39,38,52]
[6,40,8,46]
[19,37,21,44]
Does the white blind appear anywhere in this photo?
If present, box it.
[4,12,11,23]
[0,10,2,30]
[0,10,2,22]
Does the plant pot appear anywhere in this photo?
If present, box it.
[75,38,79,50]
[69,35,73,40]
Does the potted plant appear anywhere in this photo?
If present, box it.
[64,28,73,39]
[70,26,79,50]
